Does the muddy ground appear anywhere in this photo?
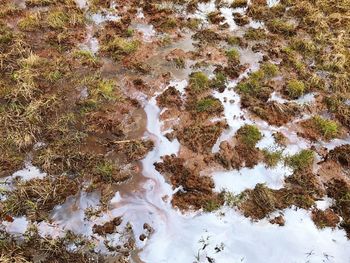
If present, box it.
[0,0,349,262]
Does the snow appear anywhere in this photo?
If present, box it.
[213,163,292,194]
[2,217,28,236]
[10,162,47,181]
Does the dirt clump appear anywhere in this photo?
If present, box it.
[312,208,340,229]
[155,155,223,211]
[93,217,122,235]
[175,121,227,154]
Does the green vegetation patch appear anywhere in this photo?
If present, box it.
[195,96,223,113]
[236,124,262,147]
[188,72,210,94]
[285,150,314,171]
[287,79,305,99]
[312,116,339,139]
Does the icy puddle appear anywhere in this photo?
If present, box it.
[107,84,350,263]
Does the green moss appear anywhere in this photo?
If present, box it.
[226,48,240,62]
[189,72,209,93]
[285,150,314,170]
[287,79,305,98]
[263,149,283,167]
[312,116,339,139]
[237,124,262,147]
[195,97,222,113]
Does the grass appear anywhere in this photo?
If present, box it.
[195,97,223,113]
[226,36,240,45]
[244,28,267,40]
[73,50,98,66]
[47,11,69,29]
[18,12,41,31]
[210,72,227,90]
[188,72,210,94]
[236,124,262,147]
[203,199,221,212]
[102,36,139,60]
[2,176,78,220]
[287,79,305,98]
[226,48,240,63]
[285,150,314,171]
[263,149,283,167]
[95,161,117,183]
[312,116,339,139]
[261,62,279,78]
[267,18,296,35]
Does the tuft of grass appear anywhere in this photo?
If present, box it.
[236,124,262,147]
[185,18,201,30]
[161,18,177,30]
[312,116,339,139]
[261,62,279,78]
[102,36,139,60]
[226,35,240,45]
[263,149,283,167]
[210,72,227,90]
[203,199,221,212]
[244,28,267,40]
[18,12,41,31]
[97,79,118,101]
[47,11,69,29]
[287,79,305,98]
[195,97,223,113]
[189,72,210,93]
[95,161,116,182]
[267,18,296,35]
[73,50,98,66]
[285,150,314,170]
[223,191,245,207]
[226,48,240,63]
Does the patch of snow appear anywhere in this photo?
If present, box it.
[11,163,47,181]
[2,216,28,236]
[213,163,292,194]
[91,13,119,24]
[268,91,288,103]
[316,197,334,211]
[295,92,316,105]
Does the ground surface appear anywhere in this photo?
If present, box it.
[0,0,349,262]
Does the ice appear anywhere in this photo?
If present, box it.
[10,162,47,181]
[2,216,28,236]
[213,163,292,194]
